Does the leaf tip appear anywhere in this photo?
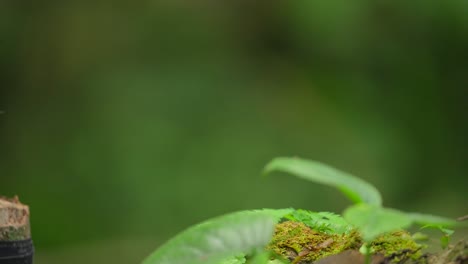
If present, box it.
[262,157,285,176]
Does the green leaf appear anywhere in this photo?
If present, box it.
[439,227,455,236]
[420,224,455,249]
[219,255,246,264]
[142,209,293,264]
[343,204,412,241]
[267,260,288,264]
[411,232,429,241]
[264,157,382,206]
[248,251,270,264]
[408,213,460,227]
[283,209,353,234]
[440,235,450,249]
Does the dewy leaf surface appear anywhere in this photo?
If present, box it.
[264,157,382,206]
[142,209,293,264]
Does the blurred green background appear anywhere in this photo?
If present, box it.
[1,1,467,263]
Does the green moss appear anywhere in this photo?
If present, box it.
[0,226,30,241]
[266,221,361,263]
[267,221,423,263]
[370,231,423,262]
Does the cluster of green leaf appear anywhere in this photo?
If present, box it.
[282,209,352,235]
[265,157,461,243]
[142,157,465,264]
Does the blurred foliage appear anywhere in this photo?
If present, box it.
[0,1,467,263]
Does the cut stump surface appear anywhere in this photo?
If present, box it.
[0,196,31,241]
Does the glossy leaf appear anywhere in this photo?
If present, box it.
[142,209,293,264]
[264,157,382,206]
[408,213,460,227]
[343,204,412,241]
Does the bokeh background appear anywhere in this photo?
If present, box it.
[1,1,467,263]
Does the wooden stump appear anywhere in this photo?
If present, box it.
[0,196,33,263]
[0,196,31,241]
